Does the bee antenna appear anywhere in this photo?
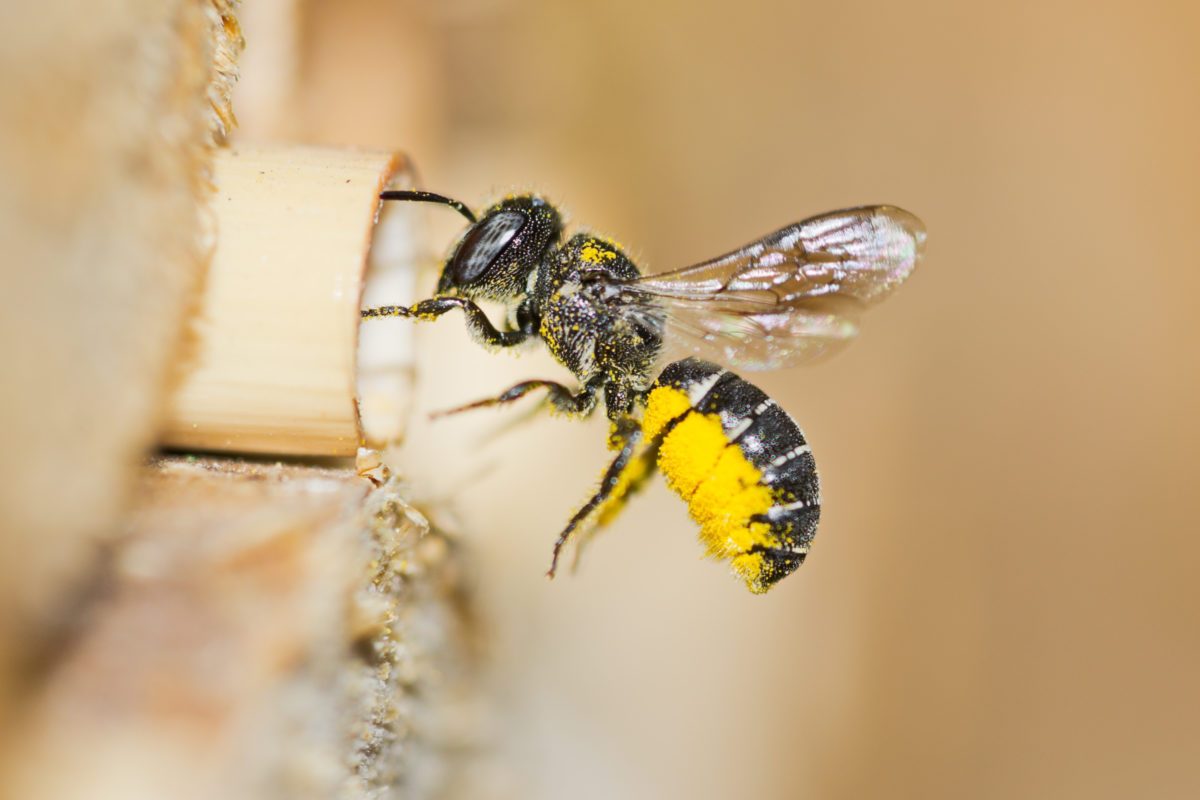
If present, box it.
[379,190,477,223]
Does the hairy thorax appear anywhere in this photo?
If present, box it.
[538,278,602,380]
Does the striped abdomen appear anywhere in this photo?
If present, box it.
[641,358,820,594]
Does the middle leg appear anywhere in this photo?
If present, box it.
[433,375,605,419]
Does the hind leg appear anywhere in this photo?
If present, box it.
[547,418,661,578]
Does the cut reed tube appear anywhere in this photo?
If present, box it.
[161,143,420,456]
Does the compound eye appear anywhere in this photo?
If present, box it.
[450,210,527,284]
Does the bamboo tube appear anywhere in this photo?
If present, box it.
[161,143,419,456]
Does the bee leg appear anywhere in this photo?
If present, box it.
[547,418,660,579]
[433,376,603,419]
[362,296,532,347]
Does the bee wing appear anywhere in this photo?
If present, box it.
[625,205,925,370]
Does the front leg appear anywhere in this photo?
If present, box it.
[362,296,532,348]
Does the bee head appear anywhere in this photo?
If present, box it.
[437,194,562,302]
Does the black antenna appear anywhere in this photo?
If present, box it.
[379,190,476,224]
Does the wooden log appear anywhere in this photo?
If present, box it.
[0,3,470,797]
[2,457,473,800]
[0,0,237,727]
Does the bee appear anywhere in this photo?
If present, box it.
[363,190,924,593]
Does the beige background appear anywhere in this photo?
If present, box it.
[239,1,1199,797]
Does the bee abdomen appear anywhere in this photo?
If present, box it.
[642,358,820,594]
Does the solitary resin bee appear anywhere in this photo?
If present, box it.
[364,190,924,593]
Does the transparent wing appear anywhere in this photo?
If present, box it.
[624,205,925,370]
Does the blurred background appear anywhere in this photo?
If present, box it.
[235,1,1199,797]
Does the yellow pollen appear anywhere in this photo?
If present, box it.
[642,386,692,441]
[579,243,617,265]
[644,386,778,592]
[595,455,652,527]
